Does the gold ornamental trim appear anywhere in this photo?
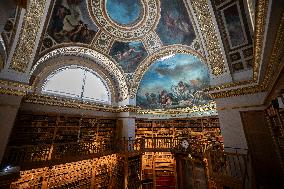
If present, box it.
[137,101,217,115]
[9,0,47,72]
[253,0,269,81]
[0,87,26,96]
[261,13,284,89]
[24,94,139,113]
[0,80,32,90]
[190,0,226,76]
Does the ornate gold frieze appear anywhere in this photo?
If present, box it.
[0,79,31,96]
[209,84,265,99]
[9,0,47,72]
[137,101,217,115]
[23,94,139,113]
[0,80,32,90]
[261,13,284,89]
[0,87,26,96]
[190,0,226,76]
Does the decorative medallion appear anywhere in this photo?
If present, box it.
[88,0,160,41]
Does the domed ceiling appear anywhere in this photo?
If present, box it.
[0,0,256,114]
[38,0,202,72]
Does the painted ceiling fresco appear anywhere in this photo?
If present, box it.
[47,0,98,44]
[41,0,200,75]
[110,41,148,73]
[137,54,212,109]
[106,0,142,25]
[29,0,258,112]
[156,0,196,46]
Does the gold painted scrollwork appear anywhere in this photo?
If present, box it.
[190,0,226,76]
[10,0,47,72]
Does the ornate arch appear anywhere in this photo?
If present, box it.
[30,46,129,101]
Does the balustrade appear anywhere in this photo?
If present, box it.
[205,147,249,188]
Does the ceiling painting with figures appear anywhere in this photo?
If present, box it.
[27,0,255,112]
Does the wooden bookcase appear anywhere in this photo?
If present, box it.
[3,111,117,167]
[136,117,222,189]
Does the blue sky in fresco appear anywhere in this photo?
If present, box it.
[138,54,209,96]
[106,0,141,25]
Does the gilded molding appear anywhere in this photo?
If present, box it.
[24,94,139,113]
[0,80,32,90]
[190,0,226,76]
[0,87,26,96]
[9,0,47,72]
[209,84,265,99]
[137,101,217,115]
[210,11,284,99]
[253,0,269,81]
[261,13,284,89]
[23,93,216,115]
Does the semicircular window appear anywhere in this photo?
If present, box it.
[42,66,110,104]
[137,54,212,109]
[106,0,142,25]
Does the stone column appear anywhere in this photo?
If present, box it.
[0,94,22,164]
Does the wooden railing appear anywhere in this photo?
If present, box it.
[2,137,220,170]
[205,147,249,188]
[2,140,115,169]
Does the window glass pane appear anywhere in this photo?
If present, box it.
[83,71,109,103]
[43,68,84,98]
[42,66,110,104]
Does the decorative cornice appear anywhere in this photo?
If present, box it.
[209,84,265,99]
[137,101,217,115]
[0,87,26,96]
[9,0,47,72]
[261,12,284,89]
[23,94,139,113]
[0,80,32,90]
